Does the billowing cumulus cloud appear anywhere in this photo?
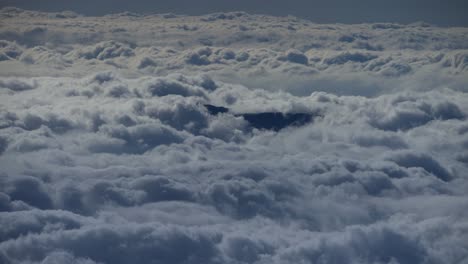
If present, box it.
[0,7,467,264]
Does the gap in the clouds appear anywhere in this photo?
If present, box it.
[204,104,315,131]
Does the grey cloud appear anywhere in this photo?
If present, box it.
[0,210,89,242]
[75,41,135,61]
[2,176,53,210]
[130,175,194,203]
[323,51,378,65]
[206,177,281,219]
[19,114,74,134]
[278,224,427,264]
[186,47,213,66]
[283,49,309,65]
[385,151,453,182]
[106,84,131,98]
[91,123,186,154]
[351,132,408,149]
[223,236,274,263]
[37,251,100,264]
[144,77,207,98]
[0,136,7,155]
[371,99,465,131]
[0,78,37,91]
[0,40,22,60]
[0,224,223,264]
[1,8,467,264]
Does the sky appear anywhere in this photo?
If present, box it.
[1,0,468,26]
[1,4,468,264]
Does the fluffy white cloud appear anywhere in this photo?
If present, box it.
[0,7,467,264]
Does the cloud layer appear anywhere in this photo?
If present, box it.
[0,7,468,264]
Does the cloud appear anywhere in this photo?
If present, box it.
[0,136,8,155]
[0,223,223,264]
[89,123,186,154]
[130,175,194,203]
[278,223,427,264]
[185,47,213,66]
[74,41,135,61]
[0,78,37,92]
[369,97,465,131]
[144,77,207,98]
[2,176,53,210]
[278,49,309,65]
[0,7,467,264]
[385,151,452,182]
[323,51,378,65]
